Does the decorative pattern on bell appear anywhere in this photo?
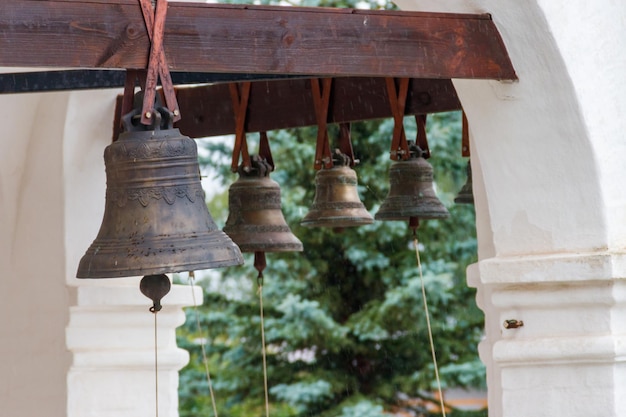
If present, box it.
[224,155,303,253]
[77,108,243,278]
[454,161,474,205]
[301,151,374,228]
[375,142,450,221]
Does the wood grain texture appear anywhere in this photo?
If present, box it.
[0,1,516,80]
[113,77,462,139]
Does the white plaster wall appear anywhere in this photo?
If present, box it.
[396,0,620,257]
[62,89,117,285]
[534,1,626,250]
[0,91,72,417]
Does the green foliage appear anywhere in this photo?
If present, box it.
[179,0,481,416]
[177,110,484,416]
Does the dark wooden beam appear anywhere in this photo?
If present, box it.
[113,77,462,139]
[0,1,516,80]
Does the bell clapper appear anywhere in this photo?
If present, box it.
[140,274,171,313]
[139,274,172,417]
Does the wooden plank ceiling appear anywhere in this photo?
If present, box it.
[157,77,461,139]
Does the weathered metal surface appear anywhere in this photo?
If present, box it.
[301,153,374,229]
[223,156,303,253]
[375,143,450,221]
[77,109,244,278]
[139,274,171,312]
[0,1,517,80]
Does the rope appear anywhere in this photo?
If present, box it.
[153,311,159,417]
[413,235,447,417]
[258,273,271,417]
[188,272,220,417]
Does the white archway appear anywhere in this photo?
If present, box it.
[1,1,625,415]
[397,1,626,415]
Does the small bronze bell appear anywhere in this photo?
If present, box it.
[77,105,243,278]
[301,150,374,228]
[454,161,474,205]
[224,155,303,253]
[375,142,449,221]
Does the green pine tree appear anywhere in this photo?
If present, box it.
[177,111,484,417]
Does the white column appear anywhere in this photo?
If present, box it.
[480,253,626,417]
[66,281,200,417]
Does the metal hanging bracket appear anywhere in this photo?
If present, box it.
[138,0,180,125]
[117,69,148,140]
[386,77,411,161]
[337,123,357,166]
[230,81,253,172]
[311,78,334,170]
[415,114,430,159]
[461,110,470,157]
[258,131,275,171]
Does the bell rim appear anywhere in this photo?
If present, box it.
[374,211,450,221]
[76,231,244,278]
[300,215,374,228]
[76,254,244,278]
[234,242,304,253]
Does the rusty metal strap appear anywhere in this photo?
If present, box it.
[230,82,252,172]
[461,111,470,157]
[310,78,333,170]
[259,131,275,171]
[337,123,356,166]
[385,77,410,160]
[415,114,430,159]
[116,69,148,140]
[122,70,142,113]
[139,0,180,125]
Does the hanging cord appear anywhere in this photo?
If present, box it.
[255,251,271,417]
[139,274,172,417]
[153,311,160,417]
[188,271,220,417]
[411,223,447,417]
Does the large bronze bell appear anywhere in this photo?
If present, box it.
[224,155,303,253]
[301,151,374,228]
[375,142,450,221]
[76,107,243,278]
[454,161,474,205]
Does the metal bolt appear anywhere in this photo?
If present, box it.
[503,319,524,329]
[145,111,152,119]
[173,109,180,117]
